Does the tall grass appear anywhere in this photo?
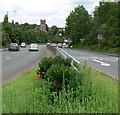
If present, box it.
[2,58,118,113]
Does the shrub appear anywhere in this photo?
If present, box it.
[38,57,53,73]
[37,56,71,79]
[45,64,71,92]
[52,56,71,67]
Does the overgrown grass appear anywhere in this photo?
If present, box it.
[2,58,118,113]
[81,66,118,113]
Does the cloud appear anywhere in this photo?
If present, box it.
[0,0,100,27]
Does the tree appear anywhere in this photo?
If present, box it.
[93,1,119,48]
[50,25,58,36]
[65,5,92,44]
[2,14,12,46]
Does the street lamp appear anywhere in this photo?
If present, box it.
[7,11,16,22]
[7,11,16,16]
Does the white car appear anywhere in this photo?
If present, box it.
[57,43,62,48]
[29,43,38,51]
[20,42,26,48]
[51,43,57,47]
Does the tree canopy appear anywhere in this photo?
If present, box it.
[65,1,119,49]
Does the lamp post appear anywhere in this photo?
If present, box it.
[7,10,16,16]
[7,11,16,22]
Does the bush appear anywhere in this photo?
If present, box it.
[52,56,71,67]
[45,64,71,92]
[37,57,53,73]
[36,56,71,79]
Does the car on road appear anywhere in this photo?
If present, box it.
[29,43,38,51]
[57,43,62,48]
[62,43,68,48]
[20,42,26,48]
[51,43,57,47]
[8,43,20,51]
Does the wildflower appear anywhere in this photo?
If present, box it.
[35,78,38,80]
[42,72,45,75]
[37,72,41,75]
[38,74,41,78]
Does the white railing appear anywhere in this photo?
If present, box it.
[56,47,82,72]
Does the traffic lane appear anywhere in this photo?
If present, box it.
[2,45,30,62]
[2,45,46,83]
[63,48,118,63]
[62,48,118,79]
[78,58,118,79]
[62,48,118,65]
[2,45,45,63]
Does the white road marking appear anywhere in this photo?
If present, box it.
[6,57,10,59]
[92,59,110,66]
[59,48,80,64]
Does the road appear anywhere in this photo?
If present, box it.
[57,48,119,80]
[1,45,119,84]
[2,45,46,84]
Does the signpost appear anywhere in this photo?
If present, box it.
[36,37,44,43]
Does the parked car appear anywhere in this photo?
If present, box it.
[20,42,26,48]
[29,43,38,51]
[8,43,20,51]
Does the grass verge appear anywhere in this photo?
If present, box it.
[2,63,118,113]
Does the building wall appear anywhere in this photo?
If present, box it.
[39,19,48,33]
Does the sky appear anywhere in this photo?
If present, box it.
[0,0,100,27]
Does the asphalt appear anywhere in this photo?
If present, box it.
[1,47,119,57]
[2,45,45,84]
[73,48,120,57]
[57,47,119,80]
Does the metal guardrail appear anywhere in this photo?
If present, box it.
[50,46,119,81]
[56,47,82,72]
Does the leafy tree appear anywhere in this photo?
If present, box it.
[2,14,12,46]
[65,5,92,44]
[93,1,119,48]
[50,25,58,36]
